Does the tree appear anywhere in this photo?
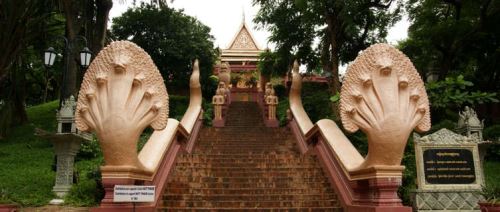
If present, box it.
[254,0,403,95]
[400,0,500,92]
[0,0,64,138]
[111,3,217,97]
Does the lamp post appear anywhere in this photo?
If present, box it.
[42,36,92,202]
[43,35,92,106]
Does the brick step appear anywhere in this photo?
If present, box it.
[178,153,308,159]
[172,162,322,169]
[163,193,337,202]
[190,149,299,155]
[160,199,339,207]
[173,167,321,172]
[169,171,327,178]
[162,187,335,195]
[193,147,296,152]
[175,157,317,164]
[165,182,332,189]
[194,143,294,148]
[196,140,290,144]
[168,176,329,184]
[173,161,319,167]
[156,207,342,211]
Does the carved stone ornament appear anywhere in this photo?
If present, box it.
[58,95,76,118]
[339,43,431,169]
[231,27,258,50]
[457,106,482,128]
[75,41,168,172]
[218,62,231,86]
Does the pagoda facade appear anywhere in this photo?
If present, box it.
[215,16,264,91]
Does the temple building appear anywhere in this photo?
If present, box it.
[214,16,265,91]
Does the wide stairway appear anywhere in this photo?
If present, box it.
[159,101,342,211]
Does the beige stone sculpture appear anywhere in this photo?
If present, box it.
[75,41,168,175]
[219,62,231,87]
[339,43,431,169]
[212,89,225,120]
[265,89,278,120]
[264,82,273,99]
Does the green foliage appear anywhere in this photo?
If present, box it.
[25,101,58,132]
[426,75,498,109]
[0,103,58,206]
[329,92,340,103]
[111,3,217,98]
[273,84,286,99]
[206,75,219,98]
[254,0,403,79]
[277,98,290,126]
[245,76,258,88]
[169,95,190,120]
[202,99,213,126]
[482,161,500,204]
[230,74,241,87]
[258,50,288,77]
[64,158,104,206]
[484,125,500,160]
[402,0,500,92]
[77,137,101,160]
[301,82,335,122]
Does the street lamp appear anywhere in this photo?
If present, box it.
[44,47,57,68]
[43,41,92,68]
[79,47,92,68]
[43,35,92,107]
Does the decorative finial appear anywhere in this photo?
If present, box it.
[242,6,245,24]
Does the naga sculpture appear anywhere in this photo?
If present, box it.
[75,41,168,175]
[339,43,431,169]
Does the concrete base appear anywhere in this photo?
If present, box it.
[412,189,483,211]
[49,199,64,205]
[0,204,18,212]
[212,119,225,127]
[264,119,279,128]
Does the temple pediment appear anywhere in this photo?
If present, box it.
[227,25,260,50]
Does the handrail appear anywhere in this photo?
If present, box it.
[289,60,314,134]
[74,41,204,210]
[180,59,202,133]
[288,43,430,211]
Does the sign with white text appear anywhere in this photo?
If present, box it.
[113,185,155,202]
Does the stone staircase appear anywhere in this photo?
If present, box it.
[158,101,342,211]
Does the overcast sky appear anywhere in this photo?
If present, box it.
[109,0,410,49]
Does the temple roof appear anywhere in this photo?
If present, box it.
[225,15,262,51]
[220,13,264,64]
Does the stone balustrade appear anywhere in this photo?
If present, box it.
[74,41,203,211]
[287,43,430,212]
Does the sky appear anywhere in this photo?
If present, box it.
[109,0,410,49]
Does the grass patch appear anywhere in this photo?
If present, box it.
[0,101,58,206]
[484,160,500,187]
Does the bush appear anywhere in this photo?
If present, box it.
[203,75,219,98]
[485,125,500,160]
[202,99,213,126]
[273,84,286,99]
[77,137,101,160]
[277,98,290,126]
[169,95,189,120]
[301,82,335,122]
[64,158,104,206]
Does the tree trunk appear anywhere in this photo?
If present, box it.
[325,11,341,120]
[61,0,80,102]
[92,0,113,54]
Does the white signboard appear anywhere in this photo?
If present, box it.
[113,185,155,202]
